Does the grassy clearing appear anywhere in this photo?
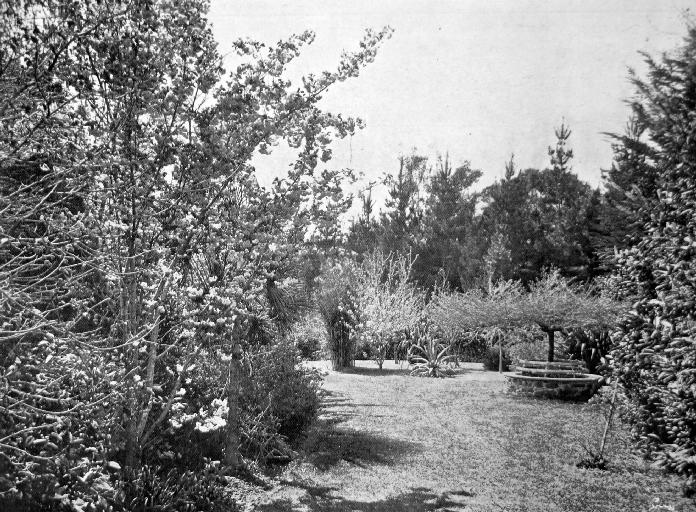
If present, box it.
[253,361,691,512]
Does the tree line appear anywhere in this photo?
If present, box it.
[345,121,631,291]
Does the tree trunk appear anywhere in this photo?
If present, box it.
[224,349,242,469]
[124,411,140,469]
[547,329,555,362]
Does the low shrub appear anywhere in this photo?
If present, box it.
[243,341,322,444]
[288,311,326,361]
[506,327,548,362]
[507,339,548,362]
[355,338,375,360]
[482,346,511,372]
[295,335,322,361]
[162,341,322,466]
[450,331,488,362]
[117,465,239,512]
[409,322,455,378]
[562,328,611,374]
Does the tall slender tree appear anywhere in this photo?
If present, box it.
[380,152,429,254]
[419,155,482,289]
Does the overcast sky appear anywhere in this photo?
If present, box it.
[209,0,693,209]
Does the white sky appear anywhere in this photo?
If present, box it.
[209,0,693,210]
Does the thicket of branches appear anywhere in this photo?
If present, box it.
[0,0,391,508]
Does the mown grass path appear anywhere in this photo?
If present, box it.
[253,362,690,512]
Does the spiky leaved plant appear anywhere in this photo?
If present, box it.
[408,323,455,378]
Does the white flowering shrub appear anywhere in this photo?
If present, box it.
[353,252,424,369]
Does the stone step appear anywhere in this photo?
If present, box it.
[516,359,587,371]
[505,373,602,401]
[516,367,589,378]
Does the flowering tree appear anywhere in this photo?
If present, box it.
[0,0,392,502]
[353,252,423,369]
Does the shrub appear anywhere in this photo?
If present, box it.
[355,337,376,360]
[117,465,239,512]
[409,323,455,378]
[506,327,548,362]
[289,312,326,361]
[317,260,359,369]
[606,27,696,491]
[563,328,611,374]
[162,341,322,466]
[507,338,548,363]
[450,331,489,362]
[482,346,511,372]
[295,335,322,361]
[243,341,322,444]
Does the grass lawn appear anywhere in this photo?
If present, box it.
[251,361,692,512]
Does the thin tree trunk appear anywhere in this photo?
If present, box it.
[123,255,142,469]
[597,381,619,459]
[224,350,242,468]
[547,329,555,362]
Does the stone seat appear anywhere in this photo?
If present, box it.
[506,359,601,401]
[517,367,588,378]
[516,359,586,371]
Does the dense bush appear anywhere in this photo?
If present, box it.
[563,329,611,374]
[288,312,326,361]
[243,342,322,445]
[355,338,376,360]
[295,335,323,361]
[450,331,489,362]
[608,26,696,493]
[507,337,548,363]
[505,327,548,363]
[117,465,238,512]
[163,342,322,466]
[317,260,359,369]
[482,346,511,372]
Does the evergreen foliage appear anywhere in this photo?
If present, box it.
[609,27,696,493]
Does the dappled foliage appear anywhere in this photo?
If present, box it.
[429,272,624,362]
[353,252,423,369]
[609,27,696,493]
[0,0,391,507]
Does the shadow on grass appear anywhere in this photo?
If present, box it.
[256,485,476,512]
[302,417,421,470]
[319,389,355,408]
[337,364,413,377]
